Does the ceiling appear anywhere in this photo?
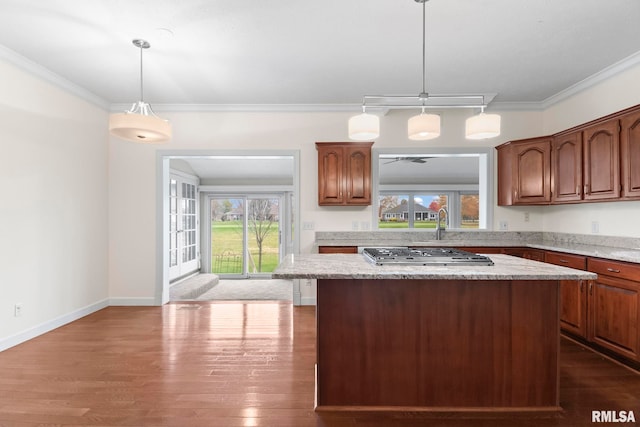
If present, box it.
[1,0,640,110]
[379,155,479,185]
[172,156,295,185]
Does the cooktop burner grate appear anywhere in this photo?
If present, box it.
[362,247,494,266]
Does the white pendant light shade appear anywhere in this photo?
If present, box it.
[465,112,501,140]
[109,110,172,143]
[408,112,440,140]
[348,113,380,140]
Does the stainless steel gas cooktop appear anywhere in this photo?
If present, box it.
[362,247,494,266]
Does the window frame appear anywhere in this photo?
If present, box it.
[372,147,494,231]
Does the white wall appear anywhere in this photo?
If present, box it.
[0,60,109,349]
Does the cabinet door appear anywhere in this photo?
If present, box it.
[552,132,583,203]
[344,146,371,205]
[546,252,588,338]
[583,120,620,201]
[589,275,639,361]
[496,144,514,206]
[512,138,551,204]
[560,280,588,338]
[620,110,640,199]
[317,146,345,205]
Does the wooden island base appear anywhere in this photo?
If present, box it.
[315,278,560,412]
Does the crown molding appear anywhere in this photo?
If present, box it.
[110,103,363,113]
[3,40,639,115]
[541,50,640,109]
[0,44,109,110]
[489,101,545,112]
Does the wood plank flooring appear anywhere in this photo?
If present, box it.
[0,302,638,426]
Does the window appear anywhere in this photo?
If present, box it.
[375,150,492,230]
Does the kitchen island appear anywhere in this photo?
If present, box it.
[273,253,596,412]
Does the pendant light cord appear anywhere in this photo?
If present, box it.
[421,0,427,98]
[139,43,144,103]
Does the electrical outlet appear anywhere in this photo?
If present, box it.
[499,220,508,231]
[14,303,23,317]
[360,221,370,231]
[352,221,359,231]
[302,221,314,230]
[524,212,530,222]
[591,221,600,234]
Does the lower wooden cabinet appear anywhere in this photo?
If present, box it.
[545,251,588,338]
[587,258,640,361]
[462,247,640,365]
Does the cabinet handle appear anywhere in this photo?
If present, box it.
[576,185,581,195]
[606,267,621,273]
[584,185,588,195]
[589,281,593,295]
[559,259,569,264]
[580,281,584,292]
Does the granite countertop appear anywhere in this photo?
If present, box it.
[314,231,640,264]
[272,253,597,281]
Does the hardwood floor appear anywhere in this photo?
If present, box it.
[0,302,638,426]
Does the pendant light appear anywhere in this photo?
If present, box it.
[348,107,380,140]
[408,107,440,140]
[350,0,500,141]
[465,106,501,140]
[109,39,172,143]
[408,0,440,141]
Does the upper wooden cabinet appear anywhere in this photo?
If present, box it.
[316,142,373,206]
[498,103,640,206]
[583,120,620,201]
[620,109,640,199]
[497,137,551,205]
[552,131,583,203]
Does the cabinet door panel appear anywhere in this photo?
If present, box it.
[590,276,639,361]
[621,110,640,199]
[583,120,620,200]
[546,252,588,337]
[552,132,583,203]
[513,139,551,204]
[345,147,371,204]
[559,280,588,337]
[317,147,344,205]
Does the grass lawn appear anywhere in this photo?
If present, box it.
[211,220,280,274]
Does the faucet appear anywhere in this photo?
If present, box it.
[435,207,448,241]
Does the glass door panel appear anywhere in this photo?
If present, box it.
[169,175,199,281]
[210,197,245,276]
[247,196,281,275]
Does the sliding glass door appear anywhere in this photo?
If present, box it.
[209,194,284,278]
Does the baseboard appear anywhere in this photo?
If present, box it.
[108,297,157,306]
[300,296,317,306]
[0,298,109,352]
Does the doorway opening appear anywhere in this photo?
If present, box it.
[157,151,300,305]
